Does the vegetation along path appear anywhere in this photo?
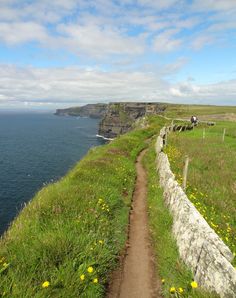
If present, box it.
[107,149,161,298]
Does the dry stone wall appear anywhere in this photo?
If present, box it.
[156,127,236,298]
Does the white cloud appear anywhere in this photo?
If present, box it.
[153,29,182,52]
[192,0,236,12]
[0,22,48,45]
[0,0,77,23]
[0,0,234,58]
[191,35,214,50]
[0,0,235,110]
[0,65,167,106]
[57,23,145,57]
[0,64,235,109]
[170,80,236,104]
[137,0,179,10]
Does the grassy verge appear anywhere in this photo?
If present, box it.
[0,126,158,297]
[165,121,236,267]
[143,142,219,298]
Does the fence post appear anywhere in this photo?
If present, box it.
[171,120,174,131]
[203,128,205,139]
[165,128,168,147]
[182,156,189,191]
[222,128,226,142]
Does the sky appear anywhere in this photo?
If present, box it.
[0,0,236,110]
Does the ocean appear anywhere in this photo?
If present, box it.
[0,112,105,235]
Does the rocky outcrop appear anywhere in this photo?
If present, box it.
[54,104,107,118]
[156,127,236,298]
[98,102,166,138]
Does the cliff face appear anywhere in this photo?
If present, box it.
[55,103,107,118]
[55,102,166,138]
[98,102,166,138]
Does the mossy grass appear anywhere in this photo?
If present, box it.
[143,143,219,298]
[0,125,160,297]
[165,120,236,266]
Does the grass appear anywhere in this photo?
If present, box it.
[0,126,159,297]
[143,142,219,298]
[0,110,234,297]
[165,120,236,267]
[164,104,236,118]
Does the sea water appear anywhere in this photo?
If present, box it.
[0,112,105,235]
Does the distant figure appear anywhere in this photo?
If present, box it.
[190,115,198,125]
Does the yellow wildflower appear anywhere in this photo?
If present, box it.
[87,266,94,273]
[42,281,50,288]
[80,274,85,281]
[93,278,98,283]
[191,281,198,288]
[161,279,165,284]
[170,287,176,294]
[98,240,104,245]
[178,287,184,294]
[0,257,5,263]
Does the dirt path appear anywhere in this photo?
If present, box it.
[107,149,161,298]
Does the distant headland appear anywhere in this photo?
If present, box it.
[55,102,167,139]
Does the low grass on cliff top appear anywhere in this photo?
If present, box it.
[165,120,236,266]
[0,122,165,297]
[164,104,236,118]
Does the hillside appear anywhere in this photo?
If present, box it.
[0,104,235,297]
[54,103,107,118]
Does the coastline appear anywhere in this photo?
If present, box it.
[0,114,102,236]
[96,134,114,141]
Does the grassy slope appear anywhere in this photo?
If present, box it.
[166,121,236,267]
[0,105,234,297]
[0,126,160,297]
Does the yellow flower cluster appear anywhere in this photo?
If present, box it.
[0,257,5,263]
[186,187,235,262]
[98,198,110,213]
[0,258,10,273]
[163,279,198,296]
[79,266,99,286]
[169,287,184,294]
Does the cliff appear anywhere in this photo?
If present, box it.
[98,102,166,138]
[55,102,167,138]
[55,103,107,118]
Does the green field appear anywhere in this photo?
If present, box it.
[164,104,236,119]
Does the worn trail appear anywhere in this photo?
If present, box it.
[107,149,161,298]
